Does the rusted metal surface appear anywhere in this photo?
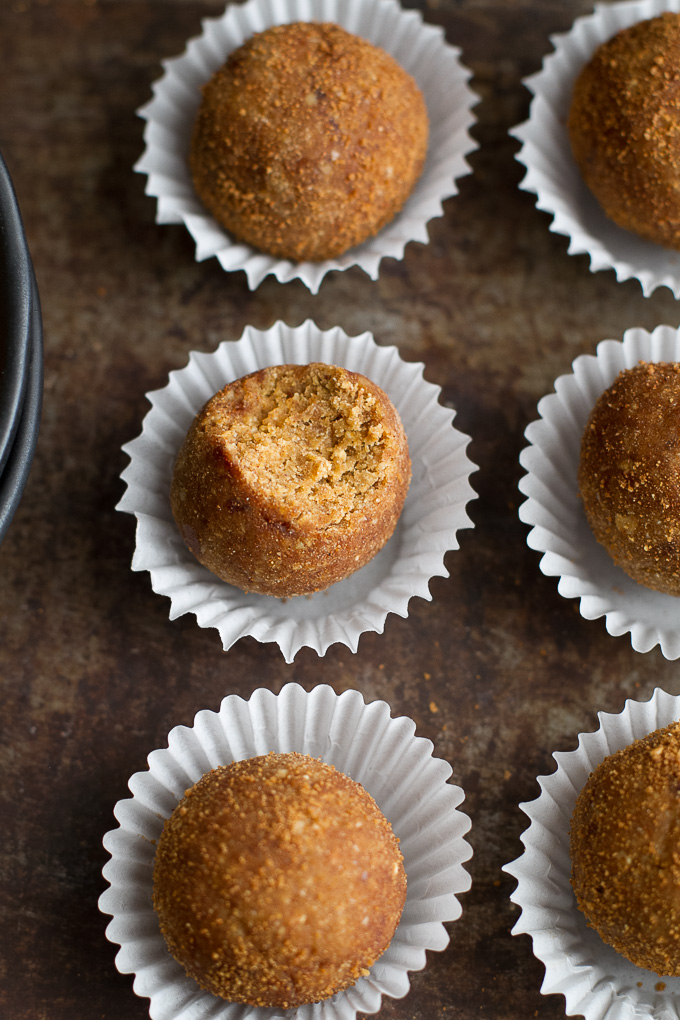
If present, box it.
[2,2,680,1018]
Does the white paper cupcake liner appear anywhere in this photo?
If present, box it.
[116,320,477,662]
[99,682,473,1020]
[519,323,680,659]
[134,0,477,294]
[511,0,680,299]
[504,687,680,1020]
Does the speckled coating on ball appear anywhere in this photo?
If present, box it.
[578,361,680,595]
[152,752,407,1008]
[568,12,680,249]
[189,21,429,261]
[570,721,680,976]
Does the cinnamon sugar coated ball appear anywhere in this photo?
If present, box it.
[568,13,680,248]
[570,721,680,975]
[578,362,680,595]
[152,752,407,1007]
[170,362,411,597]
[189,21,429,261]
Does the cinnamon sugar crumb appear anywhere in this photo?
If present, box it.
[153,752,407,1007]
[571,720,680,976]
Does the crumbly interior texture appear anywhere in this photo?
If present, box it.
[568,12,680,248]
[153,752,407,1008]
[578,361,680,595]
[570,721,680,975]
[170,362,411,596]
[189,21,429,261]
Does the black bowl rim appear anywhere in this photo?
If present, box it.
[0,269,43,543]
[0,152,32,478]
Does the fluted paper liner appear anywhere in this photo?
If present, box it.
[519,324,680,658]
[504,687,680,1019]
[99,683,473,1020]
[134,0,477,293]
[116,320,477,661]
[511,0,680,299]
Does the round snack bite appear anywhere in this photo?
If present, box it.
[570,719,680,976]
[170,361,411,597]
[152,751,407,1008]
[189,21,429,262]
[578,361,680,596]
[568,12,680,249]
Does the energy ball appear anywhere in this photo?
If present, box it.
[568,12,680,249]
[189,21,429,261]
[153,752,407,1007]
[578,361,680,595]
[570,721,680,975]
[170,362,411,597]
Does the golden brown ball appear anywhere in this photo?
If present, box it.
[170,362,411,597]
[189,21,429,261]
[568,12,680,248]
[570,721,680,975]
[578,361,680,595]
[153,752,407,1007]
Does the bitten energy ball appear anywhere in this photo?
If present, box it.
[578,361,680,595]
[568,12,680,249]
[170,362,411,597]
[189,21,429,261]
[153,752,407,1007]
[570,721,680,975]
